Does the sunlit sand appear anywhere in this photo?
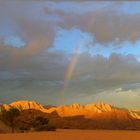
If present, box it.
[0,129,140,140]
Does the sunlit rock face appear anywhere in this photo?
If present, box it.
[129,110,140,119]
[2,100,45,112]
[50,102,115,118]
[2,100,140,120]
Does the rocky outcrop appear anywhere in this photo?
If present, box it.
[2,100,45,112]
[48,102,115,118]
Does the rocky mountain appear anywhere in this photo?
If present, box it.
[2,100,140,119]
[129,110,140,119]
[2,100,45,111]
[1,100,140,130]
[45,102,115,118]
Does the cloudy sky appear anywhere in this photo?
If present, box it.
[1,1,140,109]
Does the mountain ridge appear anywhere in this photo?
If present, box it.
[1,100,140,120]
[1,100,140,130]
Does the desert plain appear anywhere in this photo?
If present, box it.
[0,129,140,140]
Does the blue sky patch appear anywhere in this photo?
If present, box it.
[49,28,93,54]
[4,36,25,48]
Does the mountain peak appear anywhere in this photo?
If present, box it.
[90,102,114,112]
[69,103,82,108]
[2,100,45,111]
[1,100,140,120]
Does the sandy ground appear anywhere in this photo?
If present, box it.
[0,120,10,133]
[0,129,140,140]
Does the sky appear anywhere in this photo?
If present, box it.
[1,1,140,109]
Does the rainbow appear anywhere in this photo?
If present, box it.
[60,42,82,103]
[63,43,81,91]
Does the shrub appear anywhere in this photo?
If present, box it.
[32,116,49,127]
[35,124,56,131]
[19,126,30,131]
[32,116,56,131]
[1,108,20,133]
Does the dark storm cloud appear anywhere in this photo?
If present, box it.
[1,50,140,105]
[0,1,56,55]
[63,53,140,96]
[1,1,140,52]
[0,50,67,81]
[74,53,140,82]
[44,2,140,44]
[0,1,140,107]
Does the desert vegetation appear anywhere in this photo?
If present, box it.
[18,116,56,132]
[0,108,56,133]
[0,107,20,133]
[31,116,56,131]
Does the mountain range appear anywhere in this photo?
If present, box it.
[1,100,140,130]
